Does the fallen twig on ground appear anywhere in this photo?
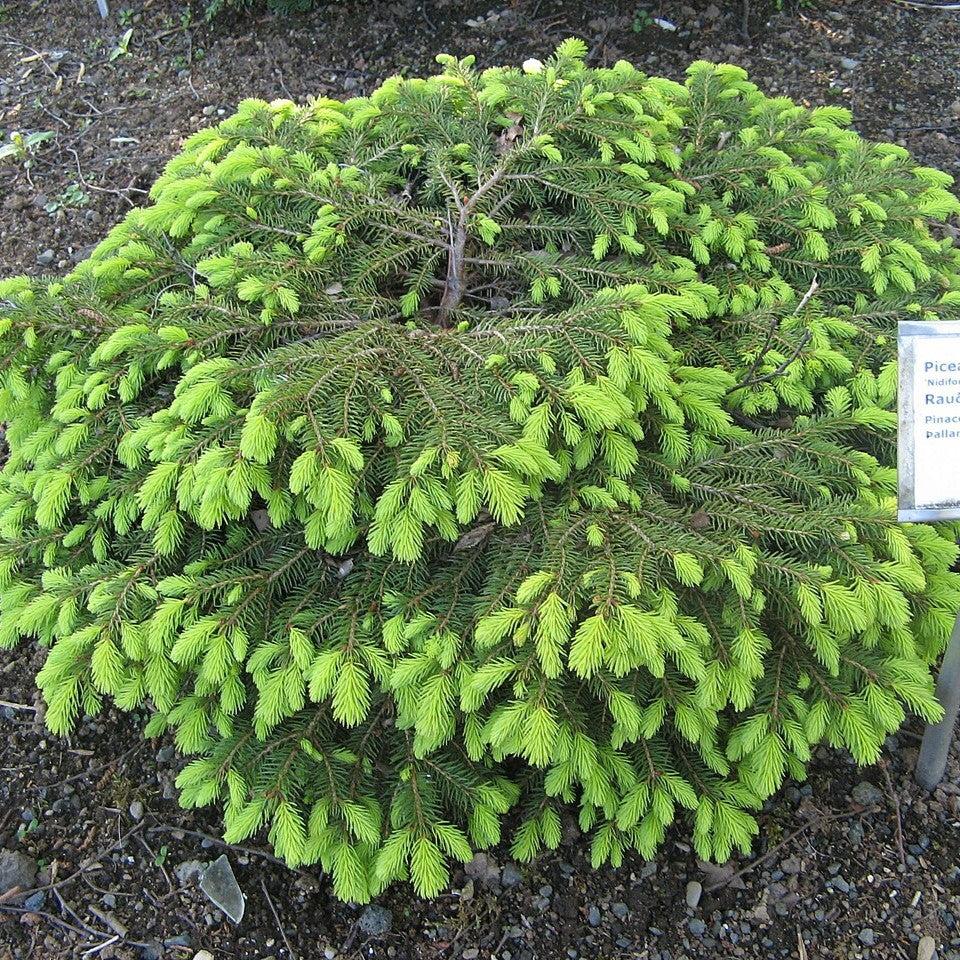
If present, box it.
[705,806,879,889]
[880,758,908,867]
[260,877,299,960]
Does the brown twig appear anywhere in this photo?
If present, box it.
[260,877,299,960]
[14,822,147,900]
[39,741,144,790]
[879,759,907,867]
[727,275,819,395]
[0,699,38,712]
[707,807,876,889]
[147,823,316,879]
[135,833,175,894]
[437,166,509,325]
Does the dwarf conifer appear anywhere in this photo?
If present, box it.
[2,42,960,900]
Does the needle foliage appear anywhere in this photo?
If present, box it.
[2,43,960,900]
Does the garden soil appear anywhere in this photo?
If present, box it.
[1,1,959,958]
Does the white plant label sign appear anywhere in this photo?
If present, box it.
[899,320,960,521]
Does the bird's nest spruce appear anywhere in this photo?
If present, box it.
[1,41,960,900]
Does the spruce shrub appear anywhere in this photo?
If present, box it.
[2,42,960,900]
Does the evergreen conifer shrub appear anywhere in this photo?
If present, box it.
[2,43,960,900]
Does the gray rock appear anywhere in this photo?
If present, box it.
[767,881,788,901]
[359,904,393,936]
[840,57,860,71]
[587,905,601,927]
[464,854,489,880]
[858,928,876,947]
[199,855,244,924]
[462,950,479,960]
[689,918,706,936]
[501,862,523,887]
[685,880,703,909]
[0,849,38,900]
[36,249,54,267]
[851,781,883,806]
[917,936,937,960]
[23,891,45,911]
[129,800,144,821]
[612,902,628,919]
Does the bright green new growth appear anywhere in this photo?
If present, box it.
[2,42,960,901]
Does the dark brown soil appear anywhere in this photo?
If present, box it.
[1,1,960,958]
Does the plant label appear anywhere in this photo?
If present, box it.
[899,320,960,521]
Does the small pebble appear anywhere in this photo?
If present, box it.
[36,250,54,267]
[917,936,937,960]
[859,928,876,947]
[501,863,523,887]
[852,781,883,806]
[840,57,860,71]
[462,950,479,960]
[587,905,601,927]
[359,904,393,936]
[685,880,703,909]
[612,901,628,919]
[23,891,45,911]
[689,918,707,936]
[129,800,144,821]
